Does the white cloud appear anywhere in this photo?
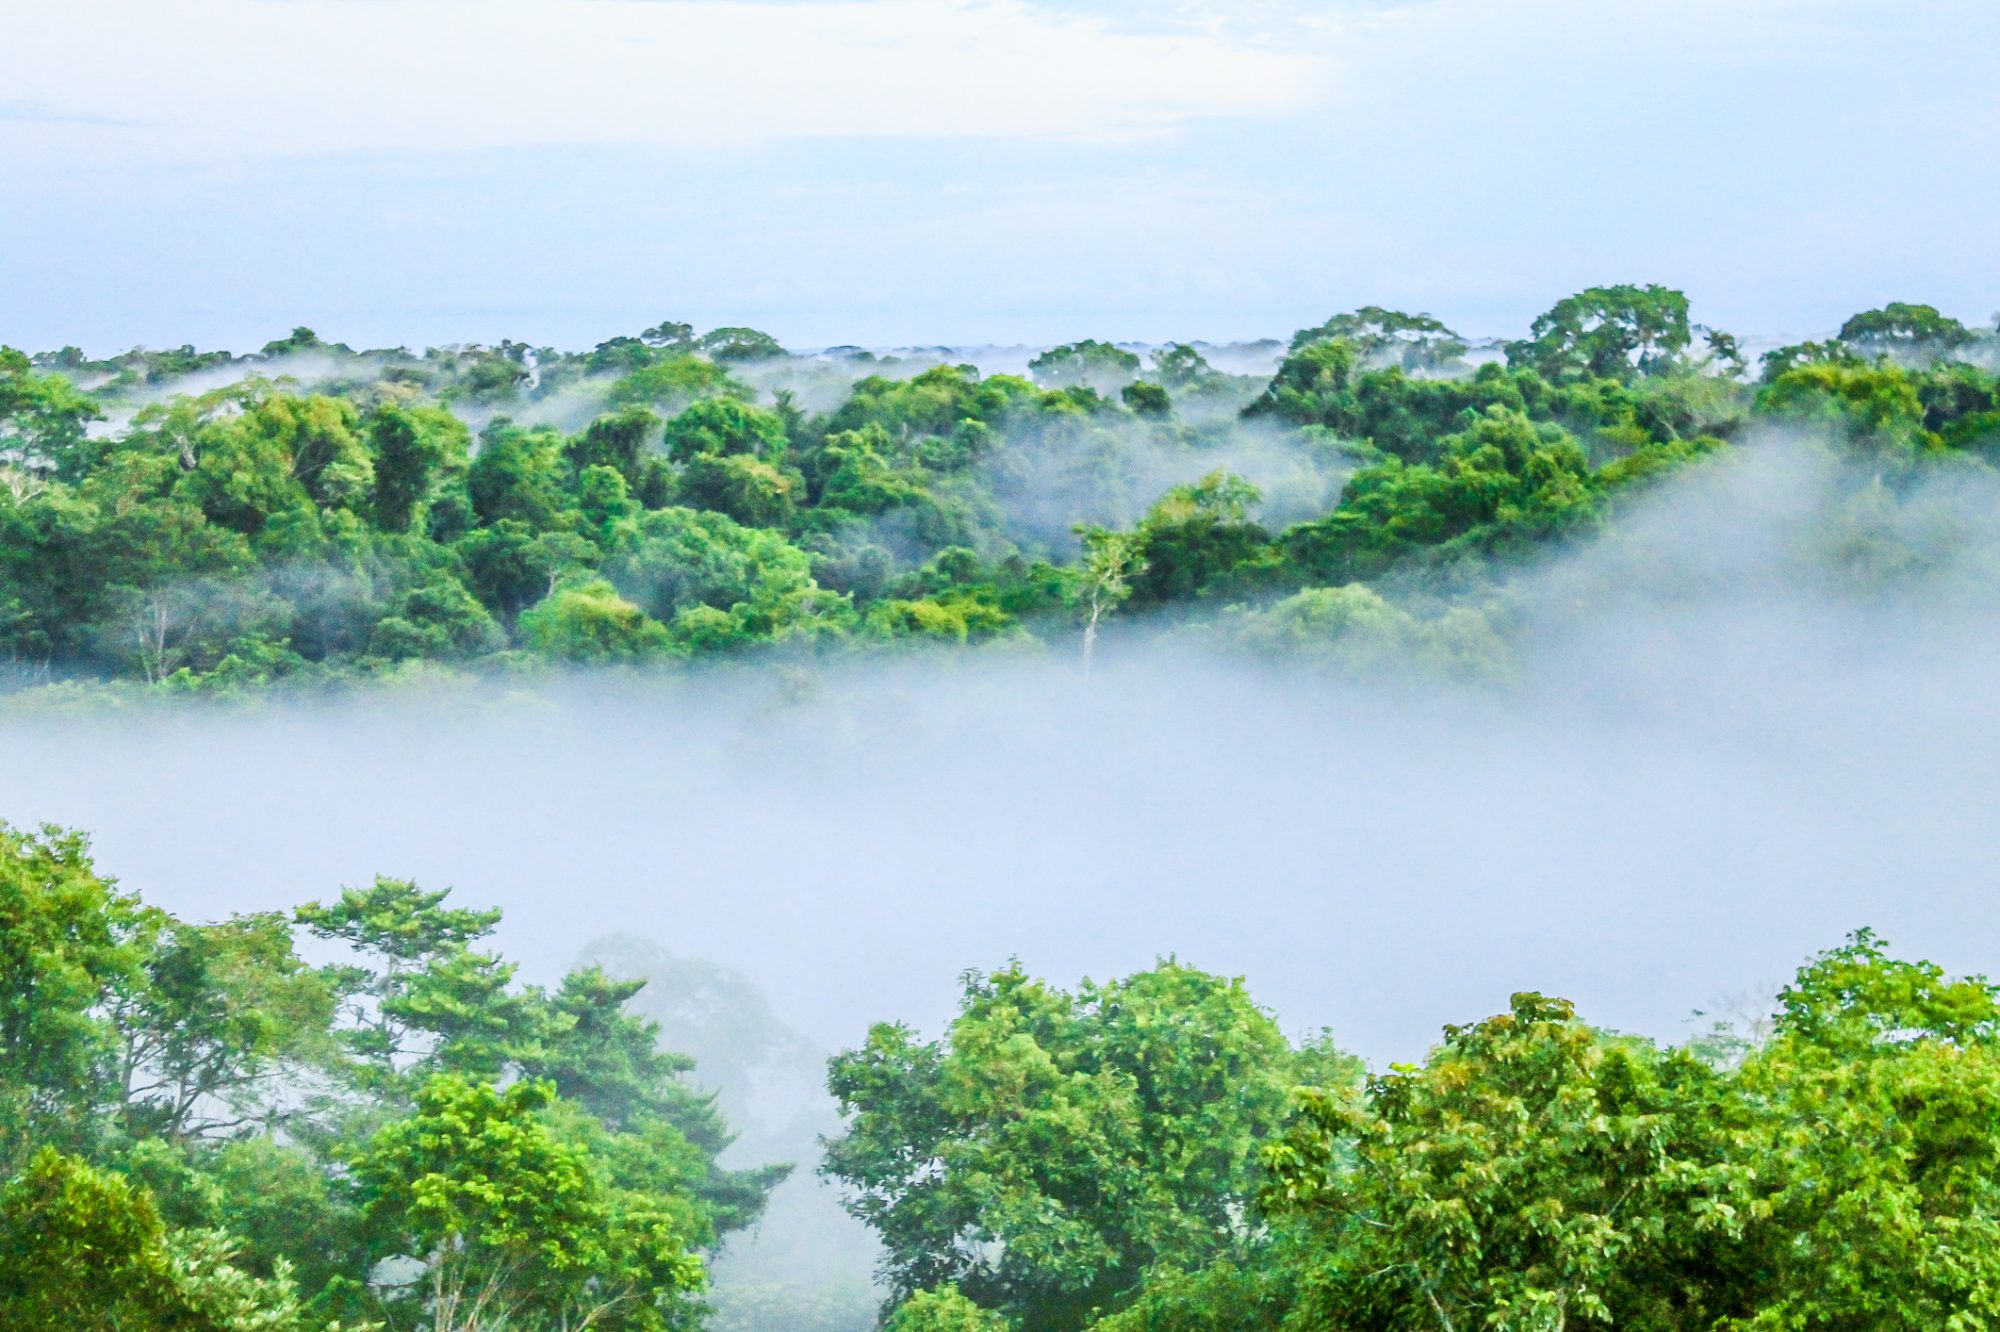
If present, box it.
[0,0,1329,159]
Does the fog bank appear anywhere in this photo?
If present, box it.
[0,525,1995,1067]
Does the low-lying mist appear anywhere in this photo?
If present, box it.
[5,430,1998,1318]
[1,437,1994,1065]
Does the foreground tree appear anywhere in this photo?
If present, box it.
[1724,931,2000,1327]
[1106,932,2000,1331]
[0,823,149,1160]
[1263,993,1749,1331]
[824,961,1343,1330]
[0,1147,317,1332]
[351,1075,705,1332]
[0,826,783,1330]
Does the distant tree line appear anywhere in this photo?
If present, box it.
[3,293,1996,693]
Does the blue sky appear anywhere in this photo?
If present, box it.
[3,0,1996,353]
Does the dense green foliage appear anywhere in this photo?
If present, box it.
[6,295,1995,694]
[824,963,1356,1330]
[0,823,783,1331]
[831,935,2000,1332]
[10,819,2000,1329]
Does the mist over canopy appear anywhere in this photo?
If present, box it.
[4,294,2000,1060]
[9,0,2000,1323]
[4,451,1998,1063]
[6,288,2000,1328]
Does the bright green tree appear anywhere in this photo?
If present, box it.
[884,1285,1013,1331]
[661,397,789,464]
[1127,470,1270,605]
[1724,931,2000,1328]
[1263,994,1750,1332]
[466,420,570,528]
[351,1075,704,1332]
[175,391,374,533]
[1756,361,1939,458]
[113,912,334,1142]
[0,1147,321,1332]
[609,357,748,410]
[0,346,103,480]
[517,576,674,662]
[295,877,528,1092]
[825,961,1318,1330]
[0,823,150,1160]
[603,506,818,631]
[365,404,468,534]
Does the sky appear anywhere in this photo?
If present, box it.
[4,0,1998,353]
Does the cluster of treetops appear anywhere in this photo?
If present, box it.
[6,817,1998,1330]
[2,290,1997,692]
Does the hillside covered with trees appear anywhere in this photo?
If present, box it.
[3,290,1997,695]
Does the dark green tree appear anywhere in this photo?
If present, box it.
[1506,284,1693,382]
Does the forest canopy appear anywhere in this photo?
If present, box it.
[4,292,1997,696]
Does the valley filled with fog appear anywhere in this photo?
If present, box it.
[3,432,1995,1066]
[8,293,2000,1329]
